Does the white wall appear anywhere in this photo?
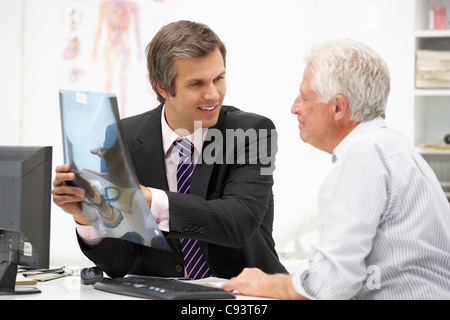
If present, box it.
[0,0,415,267]
[0,0,23,145]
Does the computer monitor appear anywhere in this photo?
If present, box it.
[0,146,52,294]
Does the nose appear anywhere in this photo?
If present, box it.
[203,82,220,102]
[291,95,302,115]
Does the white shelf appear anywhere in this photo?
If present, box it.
[417,147,450,155]
[414,89,450,96]
[415,30,450,38]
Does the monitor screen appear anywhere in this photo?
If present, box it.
[0,146,52,294]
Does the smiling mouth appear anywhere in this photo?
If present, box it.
[198,106,217,111]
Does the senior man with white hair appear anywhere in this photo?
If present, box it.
[222,39,450,300]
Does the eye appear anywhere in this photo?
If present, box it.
[190,81,202,87]
[214,73,226,83]
[299,91,307,103]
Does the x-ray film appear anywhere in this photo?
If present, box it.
[58,90,169,250]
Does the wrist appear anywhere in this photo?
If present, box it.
[73,213,90,226]
[270,274,307,300]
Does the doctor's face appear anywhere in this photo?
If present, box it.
[161,48,226,134]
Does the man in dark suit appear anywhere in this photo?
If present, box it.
[52,20,287,279]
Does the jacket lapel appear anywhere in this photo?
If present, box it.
[190,108,226,199]
[131,105,169,190]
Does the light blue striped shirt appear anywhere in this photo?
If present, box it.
[293,117,450,300]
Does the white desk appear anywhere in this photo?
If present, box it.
[1,275,266,300]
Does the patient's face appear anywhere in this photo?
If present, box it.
[291,66,336,153]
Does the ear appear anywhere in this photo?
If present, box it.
[155,82,171,100]
[333,94,350,121]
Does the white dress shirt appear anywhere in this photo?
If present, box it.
[292,117,450,300]
[150,105,208,231]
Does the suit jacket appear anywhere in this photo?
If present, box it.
[78,105,287,279]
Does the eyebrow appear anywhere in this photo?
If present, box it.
[187,71,226,84]
[216,71,226,78]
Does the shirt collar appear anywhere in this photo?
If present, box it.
[160,105,208,156]
[331,117,386,163]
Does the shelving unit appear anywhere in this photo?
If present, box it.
[414,0,450,201]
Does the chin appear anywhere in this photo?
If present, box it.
[202,117,219,129]
[299,132,308,143]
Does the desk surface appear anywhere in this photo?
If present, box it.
[1,275,265,300]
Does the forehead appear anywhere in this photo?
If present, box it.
[173,48,225,81]
[300,66,314,93]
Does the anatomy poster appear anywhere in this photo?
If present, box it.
[60,0,166,118]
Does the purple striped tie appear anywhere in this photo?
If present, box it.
[174,139,213,279]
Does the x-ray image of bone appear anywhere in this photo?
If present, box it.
[59,89,169,250]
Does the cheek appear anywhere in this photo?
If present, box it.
[217,83,226,99]
[299,103,313,119]
[179,92,200,108]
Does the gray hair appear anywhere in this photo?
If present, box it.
[304,39,390,122]
[146,20,227,104]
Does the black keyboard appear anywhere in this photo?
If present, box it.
[93,276,236,300]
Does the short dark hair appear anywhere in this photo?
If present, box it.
[146,20,227,104]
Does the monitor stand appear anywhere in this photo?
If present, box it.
[0,261,41,295]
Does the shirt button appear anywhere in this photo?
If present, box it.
[175,264,183,273]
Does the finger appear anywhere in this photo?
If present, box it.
[53,164,74,187]
[53,171,76,187]
[220,277,240,292]
[52,185,85,197]
[52,193,85,208]
[220,281,234,292]
[55,164,71,173]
